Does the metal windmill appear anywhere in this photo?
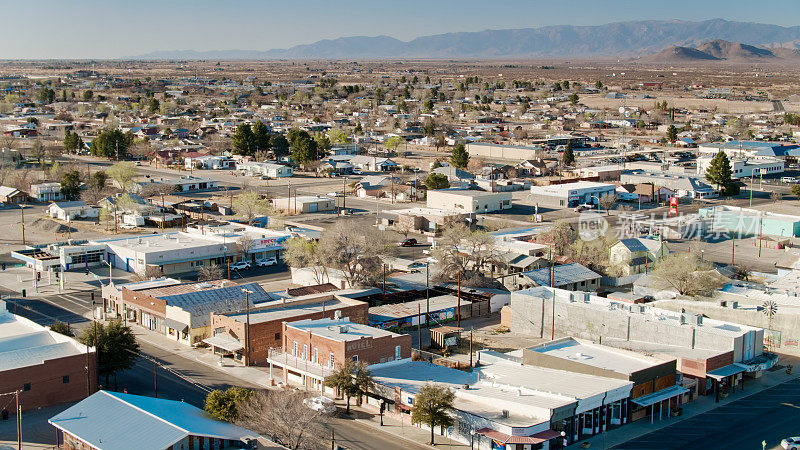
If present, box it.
[762,300,778,351]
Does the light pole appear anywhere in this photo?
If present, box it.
[470,430,476,449]
[241,288,253,366]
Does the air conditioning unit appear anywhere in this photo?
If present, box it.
[501,410,509,418]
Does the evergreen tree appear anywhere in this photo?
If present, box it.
[231,123,256,156]
[562,142,575,166]
[666,124,679,144]
[705,151,733,193]
[270,134,289,156]
[450,143,470,169]
[411,384,455,445]
[252,121,270,152]
[60,170,82,200]
[424,173,450,190]
[91,129,134,158]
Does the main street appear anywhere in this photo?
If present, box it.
[8,290,430,450]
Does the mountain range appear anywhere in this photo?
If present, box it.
[641,39,800,63]
[131,19,800,60]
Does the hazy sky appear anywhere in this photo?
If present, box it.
[3,0,799,59]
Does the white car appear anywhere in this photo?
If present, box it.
[303,396,336,414]
[230,261,251,271]
[256,257,277,267]
[782,437,800,449]
[327,192,344,197]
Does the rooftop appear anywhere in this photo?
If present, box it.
[221,294,361,325]
[527,337,663,375]
[369,295,470,323]
[521,263,601,287]
[286,317,399,342]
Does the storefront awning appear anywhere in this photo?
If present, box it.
[203,334,243,352]
[707,363,748,381]
[632,385,689,407]
[162,318,188,332]
[476,428,560,445]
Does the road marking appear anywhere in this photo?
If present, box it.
[45,294,92,312]
[62,293,91,305]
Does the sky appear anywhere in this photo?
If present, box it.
[2,0,799,59]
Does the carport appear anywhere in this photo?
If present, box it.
[632,385,689,423]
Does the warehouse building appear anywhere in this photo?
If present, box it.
[426,189,512,214]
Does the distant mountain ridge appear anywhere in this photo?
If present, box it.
[641,39,800,63]
[130,19,800,60]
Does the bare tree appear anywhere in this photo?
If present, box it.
[650,253,725,297]
[30,139,46,166]
[236,235,255,262]
[197,263,223,281]
[132,265,163,282]
[431,223,502,286]
[235,389,330,450]
[598,193,618,215]
[394,219,414,239]
[81,185,107,205]
[318,221,391,288]
[128,139,154,162]
[12,167,34,192]
[138,182,177,199]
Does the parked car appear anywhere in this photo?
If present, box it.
[781,176,798,184]
[781,437,800,449]
[352,168,363,175]
[327,192,344,197]
[230,261,251,270]
[574,203,594,212]
[303,396,336,415]
[256,257,278,267]
[399,238,417,247]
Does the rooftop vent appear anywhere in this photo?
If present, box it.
[338,325,349,334]
[501,410,509,419]
[334,310,342,320]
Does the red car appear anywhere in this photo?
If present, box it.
[399,238,417,247]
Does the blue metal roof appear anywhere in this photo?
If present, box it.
[618,238,649,253]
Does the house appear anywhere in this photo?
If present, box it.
[609,238,657,276]
[516,262,602,291]
[0,300,96,415]
[426,189,512,213]
[616,184,653,203]
[49,391,263,450]
[515,159,558,177]
[139,176,219,194]
[620,171,717,199]
[30,182,63,202]
[185,155,235,170]
[236,161,293,178]
[267,316,412,392]
[0,186,26,204]
[432,166,475,183]
[48,201,99,221]
[349,155,398,172]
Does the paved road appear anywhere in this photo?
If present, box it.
[613,376,800,449]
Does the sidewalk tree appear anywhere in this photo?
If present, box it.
[411,383,455,445]
[235,390,330,450]
[598,193,617,215]
[324,360,375,414]
[449,143,470,169]
[704,151,733,194]
[232,191,271,225]
[78,319,139,388]
[424,173,450,190]
[204,387,251,422]
[197,263,223,281]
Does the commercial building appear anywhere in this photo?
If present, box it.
[502,287,765,366]
[236,161,293,178]
[0,300,96,415]
[698,141,800,160]
[698,205,800,237]
[49,391,262,450]
[529,181,617,208]
[272,195,335,213]
[208,290,370,365]
[368,295,473,330]
[620,170,717,199]
[267,316,411,391]
[426,189,512,214]
[379,207,469,234]
[696,156,784,178]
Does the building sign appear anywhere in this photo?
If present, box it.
[669,196,678,216]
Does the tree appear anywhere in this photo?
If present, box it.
[538,220,578,255]
[271,134,290,156]
[318,221,391,288]
[30,139,46,166]
[78,319,140,388]
[650,253,725,296]
[138,182,177,199]
[384,135,403,153]
[235,390,330,450]
[236,235,255,262]
[148,97,160,114]
[598,193,617,215]
[63,130,84,153]
[424,173,450,190]
[568,93,580,106]
[231,123,255,156]
[49,320,74,337]
[252,122,271,153]
[283,237,329,285]
[665,124,679,144]
[313,133,332,159]
[411,383,455,445]
[432,223,502,287]
[197,263,223,281]
[288,129,319,170]
[88,171,107,190]
[562,142,575,166]
[106,161,137,192]
[38,87,55,104]
[232,191,271,225]
[128,139,153,161]
[91,129,134,158]
[324,360,374,414]
[82,90,94,101]
[791,184,800,198]
[60,170,82,200]
[449,143,470,169]
[705,151,733,194]
[204,387,251,422]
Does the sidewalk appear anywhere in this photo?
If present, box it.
[568,359,800,449]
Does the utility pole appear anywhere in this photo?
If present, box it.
[417,304,422,351]
[426,263,430,326]
[457,270,461,328]
[16,390,21,450]
[331,429,335,450]
[469,328,474,370]
[20,206,25,246]
[731,233,736,266]
[549,245,554,287]
[242,289,252,366]
[342,176,346,211]
[161,194,165,231]
[153,357,158,398]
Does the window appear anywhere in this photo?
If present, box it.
[313,348,318,364]
[292,341,298,357]
[328,353,335,368]
[302,344,308,360]
[395,345,402,360]
[23,383,30,391]
[62,376,69,384]
[352,355,358,362]
[274,332,281,341]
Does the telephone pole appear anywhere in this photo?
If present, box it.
[457,270,461,327]
[242,289,253,366]
[153,357,158,398]
[20,206,25,246]
[16,389,21,450]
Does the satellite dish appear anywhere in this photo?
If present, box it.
[618,107,626,114]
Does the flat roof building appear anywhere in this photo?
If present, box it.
[529,181,617,208]
[426,189,512,214]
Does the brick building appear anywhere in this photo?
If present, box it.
[0,300,96,415]
[207,291,369,366]
[268,316,411,391]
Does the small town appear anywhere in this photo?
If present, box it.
[2,3,800,450]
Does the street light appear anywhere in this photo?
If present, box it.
[469,430,476,449]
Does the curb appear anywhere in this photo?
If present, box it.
[353,417,436,449]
